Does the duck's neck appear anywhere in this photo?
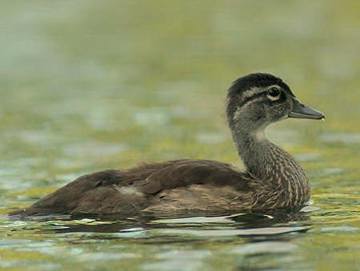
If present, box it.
[232,127,310,207]
[233,128,281,179]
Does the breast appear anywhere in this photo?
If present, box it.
[249,166,310,211]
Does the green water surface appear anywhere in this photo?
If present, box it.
[1,1,360,270]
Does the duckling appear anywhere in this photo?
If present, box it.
[11,73,324,217]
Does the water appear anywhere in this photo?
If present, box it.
[1,0,360,270]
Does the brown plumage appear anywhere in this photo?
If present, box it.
[11,73,324,218]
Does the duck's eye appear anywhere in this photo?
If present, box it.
[267,87,281,101]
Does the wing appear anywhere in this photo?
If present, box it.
[133,159,251,194]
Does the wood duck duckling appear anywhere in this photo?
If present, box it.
[11,73,324,217]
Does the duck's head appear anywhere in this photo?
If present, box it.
[226,73,324,135]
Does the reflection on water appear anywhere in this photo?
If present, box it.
[2,212,311,270]
[1,0,360,270]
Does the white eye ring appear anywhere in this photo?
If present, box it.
[267,87,281,101]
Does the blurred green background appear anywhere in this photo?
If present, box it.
[0,1,360,270]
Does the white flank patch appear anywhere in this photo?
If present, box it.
[113,185,143,196]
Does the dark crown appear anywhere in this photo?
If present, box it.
[228,73,294,98]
